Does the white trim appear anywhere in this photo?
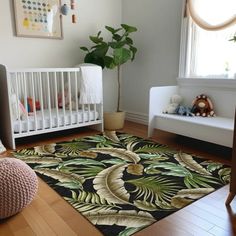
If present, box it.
[177,77,236,89]
[125,110,148,125]
[179,0,190,78]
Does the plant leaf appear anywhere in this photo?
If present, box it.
[127,164,144,176]
[61,158,105,167]
[93,164,130,205]
[174,153,211,175]
[86,210,155,227]
[65,190,120,214]
[121,24,137,33]
[19,157,62,164]
[113,48,132,65]
[118,227,144,236]
[80,46,89,52]
[171,188,214,208]
[103,130,120,143]
[91,147,140,163]
[34,144,56,155]
[105,26,122,34]
[133,200,158,211]
[127,176,180,207]
[35,168,85,184]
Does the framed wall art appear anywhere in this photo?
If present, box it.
[13,0,63,39]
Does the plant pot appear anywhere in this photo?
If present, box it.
[104,111,125,130]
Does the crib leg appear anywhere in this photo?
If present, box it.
[90,123,104,132]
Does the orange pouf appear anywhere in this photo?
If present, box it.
[0,158,38,219]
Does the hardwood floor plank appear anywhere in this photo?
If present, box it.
[13,227,36,236]
[6,213,29,233]
[209,226,233,236]
[21,203,57,236]
[0,223,15,236]
[184,204,231,232]
[31,196,77,236]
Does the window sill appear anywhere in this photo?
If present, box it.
[177,77,236,90]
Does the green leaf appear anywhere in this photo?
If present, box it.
[129,46,137,60]
[113,34,122,41]
[80,46,89,52]
[113,48,132,65]
[91,147,140,163]
[34,168,85,185]
[126,37,133,45]
[127,176,180,208]
[109,41,127,49]
[56,181,83,190]
[105,26,122,34]
[97,31,102,37]
[104,56,116,69]
[174,153,211,176]
[92,43,109,57]
[121,24,137,33]
[65,190,120,214]
[89,35,103,44]
[84,52,105,68]
[118,227,144,236]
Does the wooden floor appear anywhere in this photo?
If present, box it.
[0,121,235,236]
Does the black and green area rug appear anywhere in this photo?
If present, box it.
[13,132,230,236]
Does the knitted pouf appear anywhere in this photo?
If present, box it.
[0,158,38,219]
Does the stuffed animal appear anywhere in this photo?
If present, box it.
[191,94,215,117]
[163,94,183,114]
[175,105,194,116]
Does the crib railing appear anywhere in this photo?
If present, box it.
[0,65,103,149]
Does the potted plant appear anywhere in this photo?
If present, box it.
[80,24,137,130]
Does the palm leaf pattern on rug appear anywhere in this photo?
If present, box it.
[13,132,230,236]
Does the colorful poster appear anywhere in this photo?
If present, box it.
[13,0,63,39]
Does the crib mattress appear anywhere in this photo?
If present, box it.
[13,109,99,133]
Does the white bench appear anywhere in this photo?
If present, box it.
[148,81,235,148]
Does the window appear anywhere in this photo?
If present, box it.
[181,0,236,79]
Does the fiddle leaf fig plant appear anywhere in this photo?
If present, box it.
[80,24,137,112]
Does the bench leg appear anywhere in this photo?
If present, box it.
[225,192,236,205]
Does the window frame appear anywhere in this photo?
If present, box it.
[178,2,236,82]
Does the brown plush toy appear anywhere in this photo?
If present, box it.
[191,94,215,117]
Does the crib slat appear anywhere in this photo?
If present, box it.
[54,72,59,128]
[23,72,29,133]
[15,72,22,133]
[46,72,52,129]
[75,71,79,124]
[38,72,45,130]
[61,72,66,126]
[31,72,38,131]
[68,72,72,125]
[88,104,91,121]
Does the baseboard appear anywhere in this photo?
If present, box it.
[125,111,148,125]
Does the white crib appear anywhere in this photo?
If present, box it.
[0,64,103,149]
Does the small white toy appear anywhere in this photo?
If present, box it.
[0,140,6,154]
[163,94,183,114]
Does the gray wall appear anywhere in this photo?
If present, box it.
[122,0,183,122]
[0,0,121,111]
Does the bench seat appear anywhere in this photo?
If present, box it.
[154,114,233,147]
[148,85,235,148]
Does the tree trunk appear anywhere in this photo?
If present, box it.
[117,65,121,112]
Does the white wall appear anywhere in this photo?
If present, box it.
[0,1,183,115]
[0,0,121,111]
[122,0,183,123]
